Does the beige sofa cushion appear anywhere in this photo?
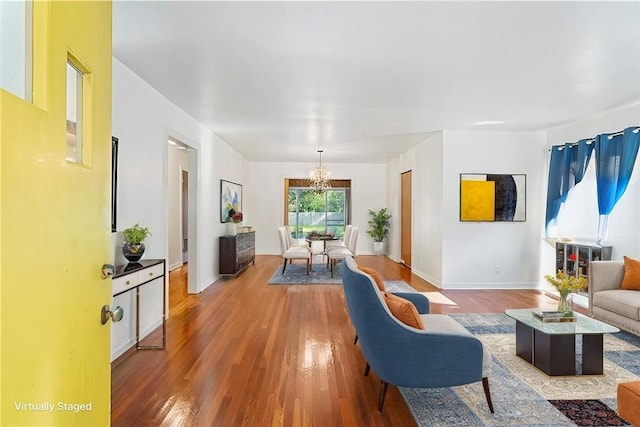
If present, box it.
[593,290,640,321]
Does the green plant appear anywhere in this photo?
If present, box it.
[367,208,391,242]
[122,223,151,245]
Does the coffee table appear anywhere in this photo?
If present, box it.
[505,308,619,376]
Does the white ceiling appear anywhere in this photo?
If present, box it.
[112,1,640,163]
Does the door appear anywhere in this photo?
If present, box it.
[1,2,113,425]
[182,170,189,263]
[288,187,347,238]
[401,171,412,266]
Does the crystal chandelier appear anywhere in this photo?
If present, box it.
[310,150,331,194]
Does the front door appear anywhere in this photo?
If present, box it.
[1,1,113,425]
[401,171,412,266]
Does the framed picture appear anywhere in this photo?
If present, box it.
[111,136,118,232]
[220,179,242,223]
[460,174,526,222]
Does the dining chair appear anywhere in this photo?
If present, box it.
[327,227,358,277]
[325,225,353,252]
[277,227,312,274]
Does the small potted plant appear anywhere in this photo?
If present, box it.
[367,208,391,255]
[121,223,151,262]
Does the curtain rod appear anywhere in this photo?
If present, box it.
[549,126,640,151]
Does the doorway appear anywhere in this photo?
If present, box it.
[401,171,412,267]
[167,137,197,294]
[182,170,189,263]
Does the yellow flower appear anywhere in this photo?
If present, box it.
[544,270,588,295]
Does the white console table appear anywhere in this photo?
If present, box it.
[112,259,166,350]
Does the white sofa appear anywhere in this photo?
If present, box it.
[589,261,640,336]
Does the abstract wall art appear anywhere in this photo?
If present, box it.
[220,179,242,223]
[460,174,526,222]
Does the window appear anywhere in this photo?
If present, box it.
[66,60,84,163]
[0,0,32,101]
[285,179,351,239]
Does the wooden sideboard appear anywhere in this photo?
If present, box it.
[219,231,255,276]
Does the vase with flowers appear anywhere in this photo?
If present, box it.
[544,270,588,315]
[232,210,244,234]
[231,211,243,224]
[226,209,243,236]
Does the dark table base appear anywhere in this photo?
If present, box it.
[514,320,604,376]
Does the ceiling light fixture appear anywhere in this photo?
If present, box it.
[310,149,331,194]
[474,120,506,126]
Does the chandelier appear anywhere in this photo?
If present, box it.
[310,150,331,194]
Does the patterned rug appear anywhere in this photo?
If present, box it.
[400,313,640,426]
[267,263,342,284]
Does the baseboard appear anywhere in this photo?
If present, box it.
[111,337,136,362]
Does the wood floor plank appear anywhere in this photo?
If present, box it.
[112,255,564,426]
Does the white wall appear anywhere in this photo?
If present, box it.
[248,162,386,255]
[110,58,249,360]
[441,130,547,289]
[390,130,547,289]
[545,101,640,265]
[386,132,444,285]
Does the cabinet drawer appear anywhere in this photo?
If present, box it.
[113,274,140,296]
[138,263,164,285]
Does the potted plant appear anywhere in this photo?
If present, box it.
[367,208,391,255]
[121,223,151,262]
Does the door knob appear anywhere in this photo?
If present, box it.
[101,305,124,325]
[101,264,115,279]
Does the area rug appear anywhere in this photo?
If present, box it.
[399,313,640,426]
[267,263,343,284]
[384,280,418,293]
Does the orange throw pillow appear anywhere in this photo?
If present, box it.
[358,266,386,292]
[383,292,424,330]
[621,256,640,290]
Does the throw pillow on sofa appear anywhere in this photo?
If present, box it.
[383,292,424,329]
[621,256,640,291]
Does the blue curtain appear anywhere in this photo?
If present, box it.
[545,145,570,235]
[569,139,594,185]
[595,127,640,241]
[545,140,595,236]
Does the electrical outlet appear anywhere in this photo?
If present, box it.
[495,265,501,274]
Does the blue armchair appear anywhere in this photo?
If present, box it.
[342,256,494,413]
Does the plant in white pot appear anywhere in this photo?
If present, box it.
[367,208,391,255]
[121,223,151,262]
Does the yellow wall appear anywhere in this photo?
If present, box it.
[1,1,112,425]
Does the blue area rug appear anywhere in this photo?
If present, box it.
[384,280,417,293]
[267,263,343,284]
[399,313,640,426]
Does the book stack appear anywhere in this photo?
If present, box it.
[532,310,577,323]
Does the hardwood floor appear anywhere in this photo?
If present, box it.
[111,255,563,426]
